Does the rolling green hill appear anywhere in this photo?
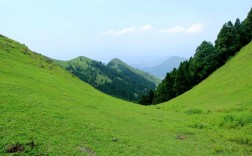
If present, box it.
[53,56,112,86]
[53,56,93,70]
[1,34,252,156]
[53,57,161,102]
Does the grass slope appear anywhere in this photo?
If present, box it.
[0,35,252,155]
[160,42,252,154]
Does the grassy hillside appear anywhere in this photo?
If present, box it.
[0,34,252,155]
[160,42,252,154]
[54,57,160,102]
[53,57,111,85]
[161,42,252,111]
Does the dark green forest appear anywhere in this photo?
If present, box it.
[139,8,252,105]
[59,58,158,102]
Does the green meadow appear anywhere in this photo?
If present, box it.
[1,35,252,155]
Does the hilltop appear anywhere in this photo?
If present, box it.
[53,57,161,101]
[1,33,252,155]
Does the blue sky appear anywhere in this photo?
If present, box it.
[0,0,251,65]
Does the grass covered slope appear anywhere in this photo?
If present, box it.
[0,35,164,155]
[159,42,252,154]
[162,41,252,110]
[0,34,252,155]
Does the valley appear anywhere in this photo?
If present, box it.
[0,2,252,156]
[0,32,252,155]
[53,56,160,101]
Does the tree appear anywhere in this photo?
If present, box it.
[191,41,216,83]
[66,64,74,71]
[241,8,252,46]
[215,21,240,65]
[174,60,192,95]
[138,90,154,105]
[153,71,176,104]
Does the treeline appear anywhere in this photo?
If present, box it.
[139,8,252,105]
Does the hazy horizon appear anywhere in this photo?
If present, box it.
[1,0,251,65]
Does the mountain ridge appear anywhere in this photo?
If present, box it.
[141,56,187,78]
[107,58,161,86]
[53,56,161,101]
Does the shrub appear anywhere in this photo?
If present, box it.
[228,135,252,145]
[219,114,252,129]
[185,109,203,115]
[190,122,208,129]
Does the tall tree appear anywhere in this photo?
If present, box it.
[215,21,240,65]
[173,60,192,96]
[241,8,252,46]
[153,70,176,104]
[138,90,155,105]
[191,41,216,83]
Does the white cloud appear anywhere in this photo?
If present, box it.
[102,27,136,35]
[103,23,203,35]
[159,26,186,33]
[138,24,152,31]
[103,24,152,35]
[102,30,116,35]
[186,23,204,34]
[159,23,204,34]
[116,27,136,34]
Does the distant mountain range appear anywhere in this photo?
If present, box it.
[137,56,187,79]
[53,57,161,101]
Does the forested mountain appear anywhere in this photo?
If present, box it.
[141,56,187,79]
[53,57,161,101]
[139,8,252,105]
[107,58,161,86]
